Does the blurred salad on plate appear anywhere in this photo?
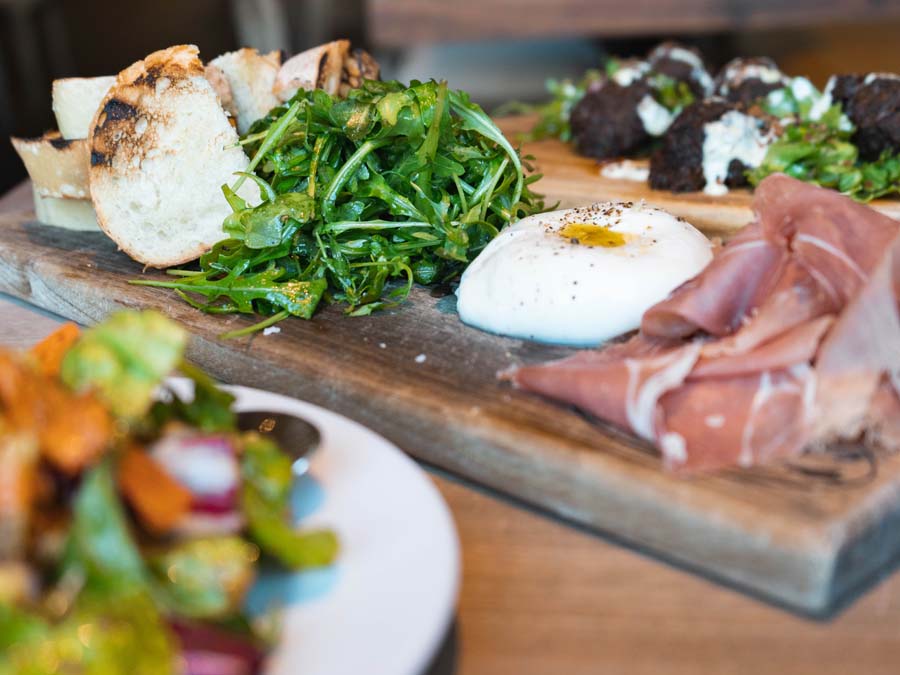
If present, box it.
[0,310,337,675]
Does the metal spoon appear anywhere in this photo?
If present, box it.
[236,410,322,477]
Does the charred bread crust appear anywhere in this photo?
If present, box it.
[650,98,736,192]
[570,82,653,160]
[204,63,237,118]
[88,44,247,267]
[11,132,91,199]
[91,45,205,179]
[340,48,381,96]
[274,40,350,100]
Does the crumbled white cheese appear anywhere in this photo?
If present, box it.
[720,62,786,94]
[702,111,775,196]
[789,77,815,101]
[637,95,675,136]
[660,46,714,95]
[262,326,281,336]
[600,159,650,182]
[378,342,387,349]
[807,80,833,121]
[864,72,900,85]
[414,353,427,364]
[664,46,703,70]
[612,59,650,87]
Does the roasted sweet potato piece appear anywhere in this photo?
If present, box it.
[30,323,80,377]
[39,387,114,474]
[0,349,113,474]
[0,422,39,560]
[117,444,193,534]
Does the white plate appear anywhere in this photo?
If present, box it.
[169,380,460,675]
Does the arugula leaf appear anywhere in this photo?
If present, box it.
[60,310,187,420]
[135,267,327,321]
[224,193,315,249]
[750,83,900,202]
[136,79,545,335]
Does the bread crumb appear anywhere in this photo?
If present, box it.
[414,353,426,364]
[263,326,281,336]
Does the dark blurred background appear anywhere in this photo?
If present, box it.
[2,0,900,194]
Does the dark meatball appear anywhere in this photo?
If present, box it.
[715,57,789,105]
[647,42,714,99]
[827,74,864,111]
[570,81,653,160]
[649,98,737,193]
[844,75,900,161]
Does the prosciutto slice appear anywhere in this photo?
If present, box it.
[507,175,900,471]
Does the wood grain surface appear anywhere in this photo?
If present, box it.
[366,0,900,47]
[6,208,900,675]
[2,197,900,614]
[500,115,900,239]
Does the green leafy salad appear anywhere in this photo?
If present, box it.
[135,79,546,336]
[510,57,899,202]
[749,84,900,201]
[0,311,336,674]
[497,58,696,144]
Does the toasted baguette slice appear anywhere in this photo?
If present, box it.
[52,76,116,140]
[203,63,237,120]
[12,133,90,199]
[209,48,282,134]
[339,47,380,97]
[89,44,258,268]
[33,186,99,231]
[274,40,349,101]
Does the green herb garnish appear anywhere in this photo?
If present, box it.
[646,73,695,113]
[750,85,900,202]
[134,80,545,336]
[494,69,603,142]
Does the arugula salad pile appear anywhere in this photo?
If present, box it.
[0,311,336,674]
[136,80,546,337]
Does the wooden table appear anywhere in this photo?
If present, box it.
[4,187,900,674]
[366,0,900,46]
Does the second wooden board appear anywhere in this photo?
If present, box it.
[2,207,900,615]
[499,116,900,238]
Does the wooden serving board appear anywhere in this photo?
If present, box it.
[3,210,900,616]
[501,116,900,239]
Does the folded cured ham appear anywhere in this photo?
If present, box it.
[507,174,900,471]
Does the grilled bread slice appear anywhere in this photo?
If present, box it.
[209,48,282,134]
[11,133,90,199]
[274,40,349,101]
[203,63,237,120]
[52,76,116,140]
[33,187,99,231]
[88,44,257,268]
